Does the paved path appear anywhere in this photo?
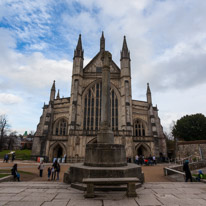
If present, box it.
[0,181,206,206]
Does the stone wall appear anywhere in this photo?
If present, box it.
[177,140,206,160]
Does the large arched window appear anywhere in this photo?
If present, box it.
[83,82,118,131]
[55,119,67,135]
[134,120,145,137]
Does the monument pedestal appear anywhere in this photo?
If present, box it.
[63,163,144,185]
[64,142,144,186]
[84,143,127,167]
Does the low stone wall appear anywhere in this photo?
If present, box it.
[0,175,13,183]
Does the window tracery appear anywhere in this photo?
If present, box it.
[134,120,145,136]
[55,119,67,135]
[83,82,118,131]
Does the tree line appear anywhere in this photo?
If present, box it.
[0,114,34,151]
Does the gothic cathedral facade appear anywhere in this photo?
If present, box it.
[32,33,167,162]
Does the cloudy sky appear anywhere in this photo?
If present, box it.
[0,0,206,134]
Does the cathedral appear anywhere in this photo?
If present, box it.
[32,33,167,162]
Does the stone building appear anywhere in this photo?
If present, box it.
[32,33,167,162]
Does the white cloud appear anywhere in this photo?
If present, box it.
[0,28,73,93]
[0,93,23,104]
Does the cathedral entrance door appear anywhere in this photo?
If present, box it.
[136,144,151,158]
[137,147,143,156]
[53,144,63,159]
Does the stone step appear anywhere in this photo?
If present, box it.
[71,182,142,191]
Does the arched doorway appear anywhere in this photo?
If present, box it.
[136,143,151,157]
[53,144,63,159]
[137,146,143,156]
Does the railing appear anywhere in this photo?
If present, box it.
[164,167,185,176]
[170,155,202,165]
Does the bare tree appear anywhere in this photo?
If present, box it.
[0,114,10,151]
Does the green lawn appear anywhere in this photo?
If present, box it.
[0,149,31,160]
[0,169,34,175]
[0,174,10,178]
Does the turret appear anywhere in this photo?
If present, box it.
[74,34,84,59]
[100,31,105,52]
[121,36,130,60]
[69,34,84,130]
[120,36,132,131]
[120,36,131,77]
[56,89,60,99]
[50,80,56,102]
[72,34,84,75]
[146,83,152,105]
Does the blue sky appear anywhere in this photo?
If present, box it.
[1,0,206,134]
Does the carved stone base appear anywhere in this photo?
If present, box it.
[84,143,127,167]
[63,163,144,184]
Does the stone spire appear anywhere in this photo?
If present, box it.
[56,89,60,99]
[50,80,56,102]
[146,83,152,105]
[121,36,130,60]
[74,34,84,58]
[100,31,105,52]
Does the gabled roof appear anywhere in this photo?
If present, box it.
[83,51,120,73]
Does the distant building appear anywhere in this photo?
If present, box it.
[32,33,167,162]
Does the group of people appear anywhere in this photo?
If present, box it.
[3,153,15,163]
[135,155,156,166]
[38,160,61,181]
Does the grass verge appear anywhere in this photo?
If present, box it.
[0,169,34,175]
[0,174,10,178]
[0,149,31,160]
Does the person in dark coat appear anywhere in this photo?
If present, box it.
[56,162,61,180]
[183,160,192,182]
[52,160,58,180]
[12,153,15,162]
[11,164,20,181]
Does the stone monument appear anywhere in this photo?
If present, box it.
[64,51,144,187]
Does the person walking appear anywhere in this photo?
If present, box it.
[52,160,58,180]
[11,164,20,181]
[183,160,193,182]
[56,162,61,181]
[38,161,44,177]
[135,155,139,164]
[3,154,7,162]
[5,154,9,163]
[51,166,55,181]
[12,153,15,162]
[153,155,156,165]
[47,167,51,181]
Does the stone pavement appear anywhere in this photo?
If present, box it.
[0,181,206,206]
